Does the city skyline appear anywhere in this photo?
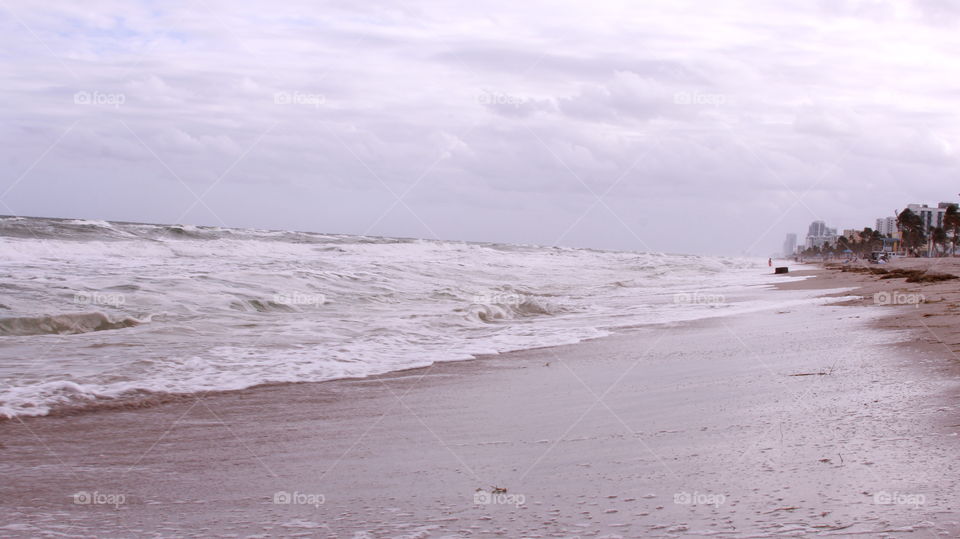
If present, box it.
[782,199,959,256]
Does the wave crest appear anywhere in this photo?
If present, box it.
[465,295,564,323]
[0,312,142,336]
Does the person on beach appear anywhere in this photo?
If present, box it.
[768,258,772,267]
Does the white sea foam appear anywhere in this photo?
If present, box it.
[0,216,820,418]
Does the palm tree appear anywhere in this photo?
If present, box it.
[896,208,925,256]
[944,204,960,256]
[857,227,882,256]
[871,228,885,254]
[836,235,850,255]
[932,226,948,257]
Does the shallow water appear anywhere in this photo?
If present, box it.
[1,216,810,417]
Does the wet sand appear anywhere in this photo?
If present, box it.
[2,266,960,538]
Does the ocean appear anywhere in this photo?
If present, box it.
[1,216,812,418]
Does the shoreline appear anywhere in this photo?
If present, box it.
[2,266,960,537]
[0,269,822,423]
[781,258,960,430]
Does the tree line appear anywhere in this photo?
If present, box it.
[797,203,960,258]
[895,204,960,256]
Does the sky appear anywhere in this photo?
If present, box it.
[1,0,959,255]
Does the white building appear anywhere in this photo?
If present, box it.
[906,203,954,233]
[805,220,838,249]
[875,216,897,237]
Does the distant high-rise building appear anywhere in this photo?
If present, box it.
[805,220,837,249]
[807,220,826,237]
[782,233,797,257]
[875,216,897,236]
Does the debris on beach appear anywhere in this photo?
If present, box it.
[834,265,958,283]
[765,506,799,514]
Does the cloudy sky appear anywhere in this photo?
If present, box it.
[2,0,959,255]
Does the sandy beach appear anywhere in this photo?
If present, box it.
[2,263,960,538]
[9,2,960,537]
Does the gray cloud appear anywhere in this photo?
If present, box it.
[1,0,959,255]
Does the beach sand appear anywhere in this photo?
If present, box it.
[2,263,960,538]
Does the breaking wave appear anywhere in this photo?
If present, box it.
[0,215,795,419]
[0,312,144,337]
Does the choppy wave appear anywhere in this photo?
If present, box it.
[463,295,567,323]
[0,312,144,336]
[0,215,806,418]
